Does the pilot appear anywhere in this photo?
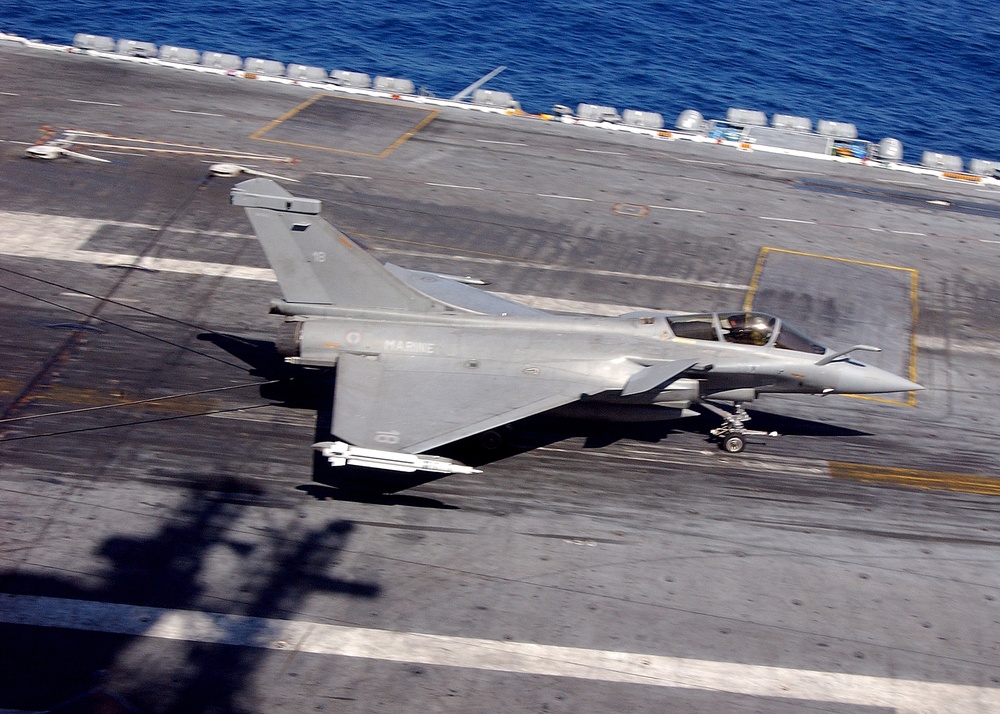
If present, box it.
[726,313,770,346]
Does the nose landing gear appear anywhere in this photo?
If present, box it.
[701,401,777,453]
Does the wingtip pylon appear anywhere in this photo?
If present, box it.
[314,441,481,475]
[230,178,320,214]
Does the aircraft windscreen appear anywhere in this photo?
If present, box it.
[666,314,718,341]
[774,323,826,354]
[720,312,775,346]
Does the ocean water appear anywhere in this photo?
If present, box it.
[3,0,999,164]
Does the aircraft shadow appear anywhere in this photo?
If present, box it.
[436,406,872,472]
[197,332,290,380]
[296,482,459,509]
[718,407,872,438]
[199,332,331,410]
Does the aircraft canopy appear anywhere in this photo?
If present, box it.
[665,312,825,355]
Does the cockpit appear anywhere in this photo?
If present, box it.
[665,312,826,354]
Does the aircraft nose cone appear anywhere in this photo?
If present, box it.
[837,363,923,394]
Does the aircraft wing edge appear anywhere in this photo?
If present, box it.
[384,264,546,316]
[621,358,699,397]
[332,352,596,457]
[401,391,584,454]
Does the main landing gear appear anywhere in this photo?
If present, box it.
[701,400,778,453]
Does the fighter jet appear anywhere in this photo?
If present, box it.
[231,178,921,475]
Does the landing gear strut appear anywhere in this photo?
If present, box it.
[701,401,777,453]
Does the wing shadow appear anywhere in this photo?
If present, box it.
[295,482,459,509]
[436,405,872,470]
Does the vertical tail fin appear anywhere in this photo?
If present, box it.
[231,178,438,312]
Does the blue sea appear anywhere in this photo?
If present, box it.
[3,0,999,164]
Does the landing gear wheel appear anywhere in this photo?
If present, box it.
[479,429,505,451]
[720,434,746,453]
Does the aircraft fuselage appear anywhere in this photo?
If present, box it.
[279,308,915,403]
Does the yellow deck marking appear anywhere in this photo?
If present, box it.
[248,93,325,141]
[744,246,920,406]
[251,94,438,158]
[0,379,216,417]
[829,461,1000,497]
[377,109,439,158]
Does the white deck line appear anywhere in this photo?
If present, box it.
[169,108,225,117]
[0,594,996,713]
[314,172,372,179]
[536,193,594,201]
[576,148,628,156]
[649,205,705,213]
[476,139,528,146]
[67,98,121,106]
[5,209,997,349]
[426,182,483,190]
[759,216,816,224]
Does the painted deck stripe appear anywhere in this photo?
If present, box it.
[68,99,121,106]
[315,172,372,179]
[426,182,483,190]
[649,205,705,213]
[0,594,996,713]
[6,210,995,351]
[370,246,749,291]
[576,148,628,156]
[675,159,725,165]
[476,139,527,146]
[536,193,594,202]
[829,462,1000,496]
[169,109,225,117]
[0,210,269,280]
[758,216,816,224]
[0,210,745,291]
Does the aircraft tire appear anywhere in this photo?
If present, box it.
[479,429,505,450]
[721,434,746,453]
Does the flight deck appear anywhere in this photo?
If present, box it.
[1,35,999,713]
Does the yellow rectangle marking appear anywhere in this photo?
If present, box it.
[830,461,1000,496]
[0,379,214,416]
[743,246,920,406]
[250,94,438,158]
[378,109,439,158]
[249,93,325,141]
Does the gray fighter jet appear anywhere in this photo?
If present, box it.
[231,178,922,475]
